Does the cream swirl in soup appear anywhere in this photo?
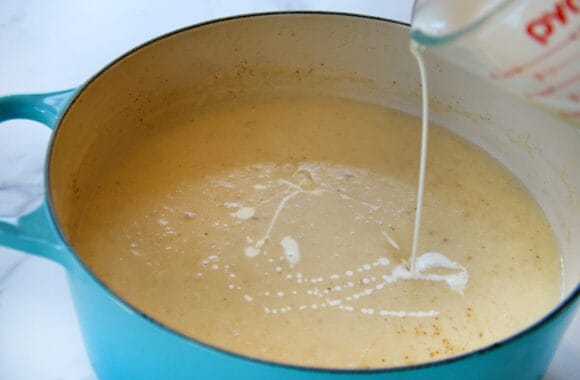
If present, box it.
[73,95,561,368]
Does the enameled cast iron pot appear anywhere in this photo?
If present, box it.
[0,13,579,380]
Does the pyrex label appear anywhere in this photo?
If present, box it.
[527,0,580,45]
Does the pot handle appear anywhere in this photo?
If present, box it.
[0,89,77,268]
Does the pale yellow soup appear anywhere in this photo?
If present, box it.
[73,95,561,368]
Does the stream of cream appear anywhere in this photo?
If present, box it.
[409,40,429,274]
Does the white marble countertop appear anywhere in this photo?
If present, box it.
[0,1,577,379]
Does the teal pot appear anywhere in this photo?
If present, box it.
[0,13,578,380]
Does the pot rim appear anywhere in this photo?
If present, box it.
[45,10,580,374]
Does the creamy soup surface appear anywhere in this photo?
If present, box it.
[73,95,561,368]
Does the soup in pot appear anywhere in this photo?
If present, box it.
[72,95,561,368]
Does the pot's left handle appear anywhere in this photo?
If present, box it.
[0,89,77,268]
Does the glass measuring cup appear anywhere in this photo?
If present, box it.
[411,0,580,125]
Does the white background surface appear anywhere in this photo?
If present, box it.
[0,1,577,379]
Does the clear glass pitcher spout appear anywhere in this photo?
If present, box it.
[411,0,580,125]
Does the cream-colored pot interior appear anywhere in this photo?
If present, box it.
[49,14,579,304]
